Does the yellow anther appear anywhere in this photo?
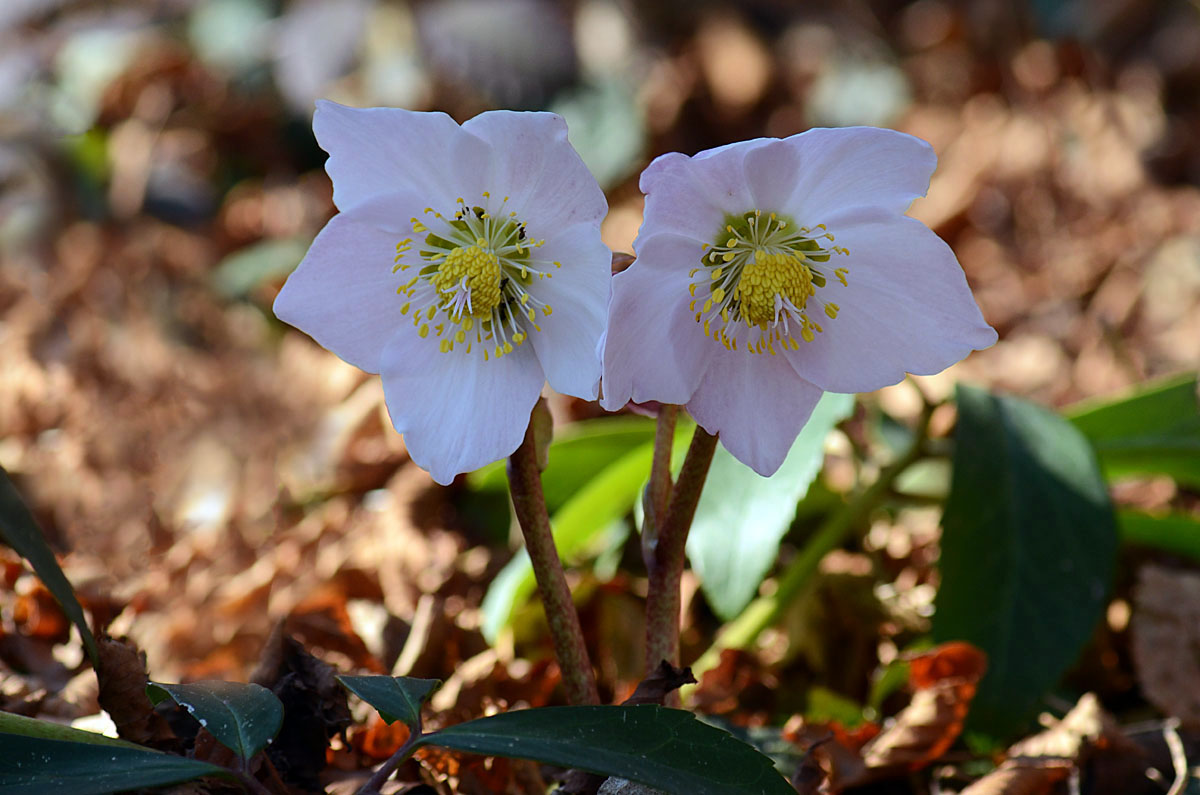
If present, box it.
[418,324,429,338]
[543,305,552,316]
[401,302,410,314]
[712,287,725,302]
[824,303,839,319]
[689,283,698,297]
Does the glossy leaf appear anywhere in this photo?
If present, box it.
[934,386,1117,737]
[1068,372,1200,485]
[419,705,793,795]
[0,713,225,795]
[687,392,856,620]
[0,466,98,663]
[146,680,282,761]
[336,675,439,728]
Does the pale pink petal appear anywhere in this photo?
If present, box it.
[380,335,545,485]
[768,127,937,220]
[638,140,772,244]
[783,208,998,393]
[462,111,607,232]
[600,233,717,410]
[313,100,487,213]
[523,223,609,400]
[686,349,824,477]
[274,190,426,373]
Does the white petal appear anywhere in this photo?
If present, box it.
[380,334,545,485]
[770,127,938,220]
[638,140,774,244]
[274,191,425,373]
[783,208,998,393]
[600,233,717,410]
[313,100,486,213]
[463,110,608,233]
[686,350,824,477]
[524,223,609,400]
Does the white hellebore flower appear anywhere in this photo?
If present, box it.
[275,101,610,484]
[602,128,997,476]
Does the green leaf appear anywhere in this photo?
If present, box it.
[146,681,282,761]
[336,675,439,728]
[469,417,656,513]
[0,714,226,795]
[687,393,856,620]
[549,79,645,190]
[1118,510,1200,562]
[934,386,1117,737]
[0,466,98,663]
[419,705,793,795]
[1068,372,1200,485]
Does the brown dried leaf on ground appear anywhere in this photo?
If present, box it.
[95,635,177,750]
[1131,565,1200,727]
[859,642,988,774]
[691,648,778,724]
[250,626,352,793]
[960,693,1132,795]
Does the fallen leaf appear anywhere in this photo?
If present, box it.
[95,635,178,750]
[1131,565,1200,727]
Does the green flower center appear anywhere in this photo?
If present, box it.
[392,194,561,361]
[690,210,849,355]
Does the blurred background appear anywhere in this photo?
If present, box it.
[1,0,1199,778]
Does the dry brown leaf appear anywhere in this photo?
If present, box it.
[95,635,178,750]
[960,693,1127,795]
[858,642,988,773]
[1131,565,1200,727]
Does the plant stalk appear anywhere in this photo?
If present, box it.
[641,405,678,572]
[644,426,718,673]
[507,420,600,706]
[357,722,422,795]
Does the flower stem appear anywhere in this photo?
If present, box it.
[644,425,718,673]
[689,403,933,680]
[641,405,678,572]
[507,419,600,706]
[356,722,422,795]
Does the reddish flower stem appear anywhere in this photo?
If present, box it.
[507,420,600,706]
[644,425,718,674]
[641,405,678,573]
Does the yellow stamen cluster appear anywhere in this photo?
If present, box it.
[689,209,850,354]
[391,193,559,361]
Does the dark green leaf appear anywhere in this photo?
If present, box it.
[687,393,855,620]
[1068,372,1200,485]
[419,705,793,795]
[1118,510,1200,562]
[934,386,1117,737]
[0,466,98,663]
[336,675,439,728]
[0,711,137,748]
[146,680,282,761]
[0,725,225,795]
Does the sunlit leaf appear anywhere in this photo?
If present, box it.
[934,386,1117,737]
[1118,510,1200,563]
[687,392,855,620]
[336,675,439,729]
[1068,372,1200,486]
[146,681,282,761]
[420,705,794,795]
[0,467,98,663]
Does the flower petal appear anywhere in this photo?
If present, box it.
[523,222,609,400]
[462,110,608,233]
[380,334,545,485]
[313,100,487,213]
[686,349,824,477]
[638,140,775,244]
[782,208,998,393]
[761,127,937,220]
[274,190,426,373]
[600,233,717,410]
